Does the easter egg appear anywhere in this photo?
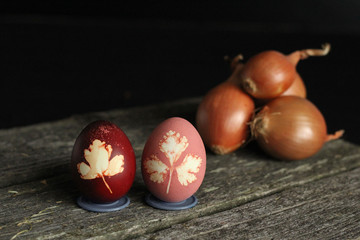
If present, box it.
[141,117,206,203]
[71,120,136,204]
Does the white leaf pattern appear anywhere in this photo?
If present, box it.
[77,139,124,194]
[144,130,202,194]
[144,155,169,183]
[176,154,202,186]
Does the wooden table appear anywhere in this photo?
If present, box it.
[1,98,359,239]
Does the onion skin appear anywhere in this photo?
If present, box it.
[237,43,330,100]
[251,96,343,161]
[196,82,255,155]
[240,51,295,99]
[280,72,306,98]
[255,72,307,106]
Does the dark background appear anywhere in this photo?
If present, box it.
[1,1,359,144]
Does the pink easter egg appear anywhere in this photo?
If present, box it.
[141,117,206,202]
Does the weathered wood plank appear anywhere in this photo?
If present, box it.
[1,98,360,239]
[138,167,360,240]
[1,141,359,239]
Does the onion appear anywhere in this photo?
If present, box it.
[196,81,255,155]
[250,96,344,160]
[255,72,307,107]
[240,50,296,99]
[280,72,306,98]
[238,43,330,99]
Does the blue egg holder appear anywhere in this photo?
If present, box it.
[145,193,198,211]
[76,194,198,212]
[77,195,130,212]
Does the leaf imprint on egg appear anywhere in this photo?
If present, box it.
[77,139,124,194]
[144,130,202,194]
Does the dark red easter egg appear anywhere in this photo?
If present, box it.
[141,117,206,202]
[71,120,136,203]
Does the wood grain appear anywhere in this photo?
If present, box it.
[138,167,360,240]
[0,98,359,239]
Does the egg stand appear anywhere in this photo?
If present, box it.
[145,193,198,211]
[77,195,130,213]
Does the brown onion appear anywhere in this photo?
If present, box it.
[280,72,306,98]
[251,96,343,160]
[240,50,296,99]
[196,81,255,155]
[255,72,307,107]
[238,44,330,99]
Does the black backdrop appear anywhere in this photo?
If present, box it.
[1,1,359,144]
